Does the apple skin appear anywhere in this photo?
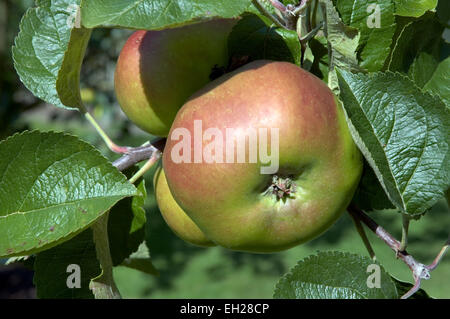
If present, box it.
[154,166,216,247]
[114,19,236,137]
[162,60,363,253]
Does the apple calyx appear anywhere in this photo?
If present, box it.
[264,175,297,201]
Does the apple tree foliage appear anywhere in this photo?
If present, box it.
[1,0,449,299]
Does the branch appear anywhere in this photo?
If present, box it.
[112,138,166,172]
[348,205,448,299]
[269,0,287,13]
[427,236,449,271]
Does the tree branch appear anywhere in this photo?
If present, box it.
[347,205,449,299]
[112,138,166,171]
[109,136,449,300]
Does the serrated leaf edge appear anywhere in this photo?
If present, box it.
[337,69,449,215]
[273,250,396,299]
[0,130,137,258]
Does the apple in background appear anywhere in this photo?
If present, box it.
[162,60,363,253]
[154,167,216,247]
[114,19,236,137]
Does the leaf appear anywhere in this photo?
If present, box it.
[323,0,360,70]
[0,131,137,258]
[407,52,439,88]
[394,0,438,18]
[352,160,396,211]
[302,44,315,71]
[336,0,396,71]
[386,13,443,72]
[228,13,302,66]
[12,0,86,110]
[337,70,450,216]
[56,26,92,110]
[108,168,147,266]
[89,214,121,299]
[436,0,450,24]
[120,242,159,276]
[423,56,450,107]
[309,35,330,81]
[5,255,31,265]
[34,229,100,299]
[81,0,252,29]
[274,251,398,299]
[320,0,362,92]
[391,277,432,299]
[245,0,279,17]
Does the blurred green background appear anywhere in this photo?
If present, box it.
[0,0,449,299]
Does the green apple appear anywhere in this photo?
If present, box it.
[162,60,363,253]
[114,19,236,137]
[154,166,215,247]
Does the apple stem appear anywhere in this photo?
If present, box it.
[129,150,162,184]
[84,112,130,154]
[348,205,449,299]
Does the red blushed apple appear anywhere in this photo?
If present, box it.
[114,19,236,137]
[162,60,363,253]
[154,167,215,247]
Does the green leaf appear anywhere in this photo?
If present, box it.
[391,277,432,299]
[34,229,100,299]
[81,0,252,29]
[309,36,330,81]
[394,0,438,17]
[336,0,396,71]
[352,161,396,211]
[302,44,315,71]
[245,0,279,17]
[12,0,85,110]
[423,56,450,107]
[5,255,31,265]
[56,26,92,110]
[323,0,360,70]
[407,52,439,88]
[436,0,450,24]
[108,168,147,266]
[337,70,450,216]
[90,214,121,299]
[120,242,159,276]
[321,0,362,92]
[0,131,137,258]
[274,251,398,299]
[228,13,302,66]
[386,13,443,72]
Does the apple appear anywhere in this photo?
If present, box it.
[154,166,215,247]
[162,60,363,253]
[114,19,236,137]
